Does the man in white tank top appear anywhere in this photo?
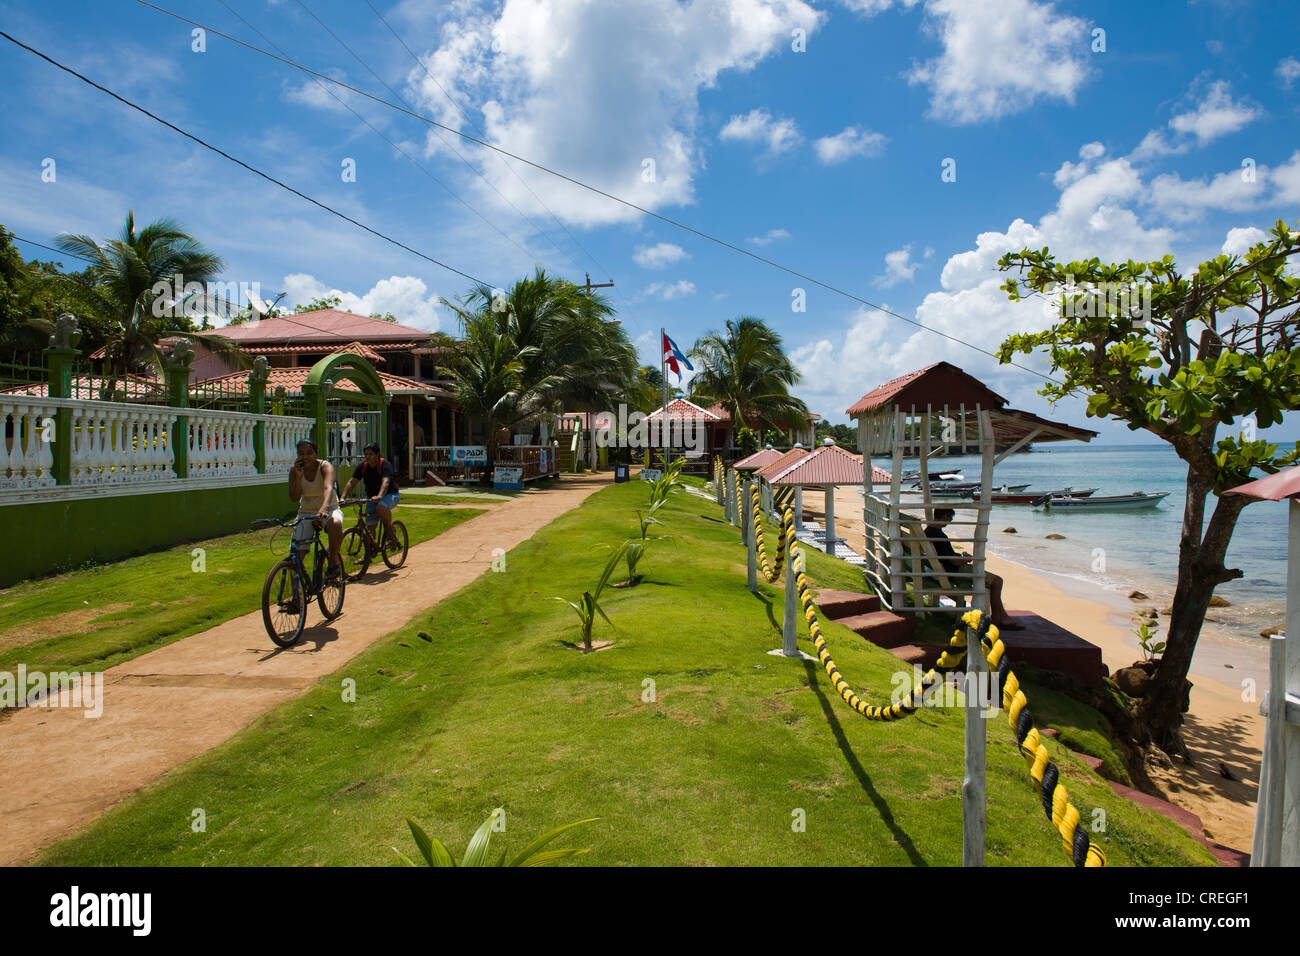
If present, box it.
[288,438,344,575]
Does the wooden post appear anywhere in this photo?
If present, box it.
[824,485,835,555]
[745,478,758,592]
[783,546,801,655]
[740,475,751,545]
[1283,498,1300,865]
[962,407,994,867]
[794,485,804,532]
[1253,633,1287,866]
[406,398,415,483]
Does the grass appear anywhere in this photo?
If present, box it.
[34,480,1213,866]
[0,507,482,673]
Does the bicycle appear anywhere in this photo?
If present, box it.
[338,497,409,582]
[252,513,347,646]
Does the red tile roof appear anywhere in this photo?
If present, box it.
[194,366,450,397]
[1225,464,1300,501]
[216,309,432,343]
[646,398,725,421]
[1,374,164,400]
[756,446,811,481]
[732,447,783,470]
[846,362,1008,416]
[767,443,867,486]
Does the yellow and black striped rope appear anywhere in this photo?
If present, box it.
[963,609,1107,868]
[748,484,788,582]
[774,509,1107,867]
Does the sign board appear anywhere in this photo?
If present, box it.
[512,434,530,446]
[493,466,523,489]
[450,445,487,465]
[539,448,551,474]
[641,468,664,482]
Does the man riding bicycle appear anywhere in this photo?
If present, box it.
[288,438,344,577]
[342,442,401,542]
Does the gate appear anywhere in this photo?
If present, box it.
[325,405,380,472]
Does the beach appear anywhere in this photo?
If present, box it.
[805,483,1265,852]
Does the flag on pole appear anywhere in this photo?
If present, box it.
[662,332,694,381]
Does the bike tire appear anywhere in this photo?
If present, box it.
[316,562,346,620]
[381,520,409,569]
[262,559,307,647]
[340,527,371,582]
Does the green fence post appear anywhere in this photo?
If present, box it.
[42,313,81,485]
[248,356,268,474]
[163,339,194,478]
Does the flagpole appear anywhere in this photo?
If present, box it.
[660,327,669,468]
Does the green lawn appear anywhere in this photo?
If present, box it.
[0,507,482,673]
[34,481,1213,866]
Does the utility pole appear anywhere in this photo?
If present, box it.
[579,273,615,294]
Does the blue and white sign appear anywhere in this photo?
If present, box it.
[493,466,523,489]
[450,445,487,465]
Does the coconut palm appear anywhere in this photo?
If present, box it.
[56,212,239,398]
[688,317,808,439]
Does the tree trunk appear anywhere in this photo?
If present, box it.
[1136,467,1248,756]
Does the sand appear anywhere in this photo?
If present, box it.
[805,484,1263,852]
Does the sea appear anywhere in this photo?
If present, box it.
[867,443,1293,679]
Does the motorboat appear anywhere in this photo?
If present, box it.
[1036,491,1170,511]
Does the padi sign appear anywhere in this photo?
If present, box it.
[450,446,487,464]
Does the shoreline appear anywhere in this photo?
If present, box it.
[806,486,1264,852]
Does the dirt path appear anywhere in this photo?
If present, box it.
[0,473,610,866]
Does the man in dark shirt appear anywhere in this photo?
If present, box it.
[924,508,1022,630]
[341,443,401,543]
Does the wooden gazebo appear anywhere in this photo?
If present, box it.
[847,362,1096,615]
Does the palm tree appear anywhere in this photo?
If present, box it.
[56,212,237,398]
[447,269,640,473]
[688,317,808,442]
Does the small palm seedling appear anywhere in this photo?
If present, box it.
[555,540,627,650]
[1135,621,1165,661]
[395,808,598,867]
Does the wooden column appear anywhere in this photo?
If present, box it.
[407,397,415,483]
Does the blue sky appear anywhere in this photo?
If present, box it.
[1,0,1297,441]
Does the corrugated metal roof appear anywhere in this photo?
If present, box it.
[846,362,1008,416]
[1225,465,1300,501]
[768,443,866,486]
[732,447,783,470]
[756,446,811,480]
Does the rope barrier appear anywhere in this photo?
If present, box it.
[742,494,1107,867]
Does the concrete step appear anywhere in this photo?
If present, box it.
[814,589,881,619]
[1071,750,1105,773]
[888,644,928,666]
[838,610,916,649]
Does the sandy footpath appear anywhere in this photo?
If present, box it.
[0,473,610,866]
[806,485,1263,852]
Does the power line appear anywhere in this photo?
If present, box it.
[9,234,93,263]
[213,0,543,275]
[361,0,633,324]
[128,0,1053,380]
[0,28,493,297]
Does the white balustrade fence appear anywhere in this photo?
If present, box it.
[0,398,58,489]
[0,396,314,494]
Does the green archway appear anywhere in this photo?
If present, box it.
[303,352,389,465]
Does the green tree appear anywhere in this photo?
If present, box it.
[996,219,1300,757]
[295,294,343,313]
[688,317,808,441]
[55,212,236,397]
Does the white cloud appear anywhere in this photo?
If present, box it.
[813,125,888,164]
[633,242,689,268]
[1279,57,1300,89]
[1147,167,1265,223]
[1168,80,1261,145]
[643,279,696,300]
[281,273,444,330]
[719,108,802,159]
[407,0,823,227]
[874,244,931,288]
[747,228,791,246]
[1222,227,1269,256]
[901,0,1093,124]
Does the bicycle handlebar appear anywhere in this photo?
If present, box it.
[251,513,324,530]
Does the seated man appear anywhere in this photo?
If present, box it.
[342,442,400,543]
[288,438,344,576]
[923,508,1022,630]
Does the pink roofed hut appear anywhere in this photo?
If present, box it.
[1225,466,1300,866]
[765,441,868,555]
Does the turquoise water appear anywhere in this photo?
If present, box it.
[870,443,1294,646]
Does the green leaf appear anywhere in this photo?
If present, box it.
[517,847,592,867]
[461,809,501,867]
[505,818,599,867]
[405,818,438,867]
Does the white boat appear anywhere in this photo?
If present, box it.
[1039,491,1170,511]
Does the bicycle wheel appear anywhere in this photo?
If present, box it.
[316,559,346,620]
[262,559,307,647]
[340,527,371,581]
[381,520,409,569]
